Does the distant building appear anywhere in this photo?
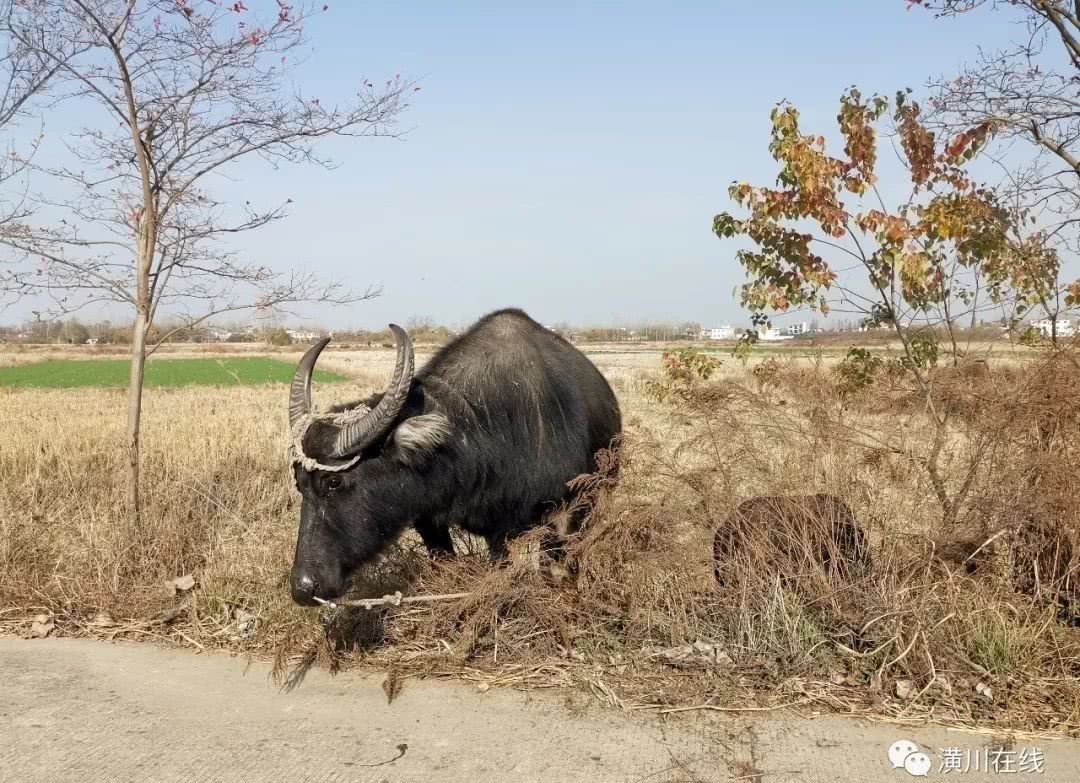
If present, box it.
[757,327,793,342]
[700,326,735,340]
[1033,318,1074,338]
[786,322,809,336]
[287,329,320,342]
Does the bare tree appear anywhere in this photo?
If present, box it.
[0,1,414,516]
[0,0,85,303]
[912,0,1080,321]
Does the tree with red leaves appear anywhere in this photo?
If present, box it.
[714,88,1046,371]
[714,87,1064,525]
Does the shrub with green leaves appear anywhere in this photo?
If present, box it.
[836,348,884,393]
[732,330,758,367]
[900,331,939,371]
[1020,326,1043,348]
[265,327,292,347]
[645,347,723,401]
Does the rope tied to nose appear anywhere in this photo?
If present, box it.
[312,591,473,611]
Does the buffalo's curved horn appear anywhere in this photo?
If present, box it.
[331,323,414,458]
[288,336,332,429]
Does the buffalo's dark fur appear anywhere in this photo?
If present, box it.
[291,308,621,604]
[713,494,871,587]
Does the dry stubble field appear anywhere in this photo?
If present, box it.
[1,340,1078,736]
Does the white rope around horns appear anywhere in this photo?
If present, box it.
[288,407,371,473]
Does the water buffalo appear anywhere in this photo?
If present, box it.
[713,494,871,586]
[286,308,622,605]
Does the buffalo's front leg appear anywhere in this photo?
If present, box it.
[485,529,509,560]
[415,518,455,559]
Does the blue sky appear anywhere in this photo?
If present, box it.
[6,1,1019,329]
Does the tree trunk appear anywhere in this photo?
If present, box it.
[125,308,148,519]
[126,212,155,521]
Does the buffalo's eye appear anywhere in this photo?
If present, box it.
[325,475,343,491]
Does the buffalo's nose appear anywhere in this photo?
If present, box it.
[291,572,319,606]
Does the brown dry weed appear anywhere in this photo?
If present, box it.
[0,343,1078,736]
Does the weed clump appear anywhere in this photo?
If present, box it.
[2,343,1079,734]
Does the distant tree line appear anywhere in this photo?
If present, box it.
[0,318,312,346]
[0,314,1022,348]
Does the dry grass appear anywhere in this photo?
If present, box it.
[1,343,1079,736]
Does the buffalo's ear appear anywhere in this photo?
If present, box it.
[390,413,451,464]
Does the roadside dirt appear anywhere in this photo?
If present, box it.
[2,638,1078,782]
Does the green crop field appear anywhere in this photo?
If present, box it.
[0,357,346,389]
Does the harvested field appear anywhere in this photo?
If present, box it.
[1,342,1078,737]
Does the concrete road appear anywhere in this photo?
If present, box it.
[1,638,1078,783]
